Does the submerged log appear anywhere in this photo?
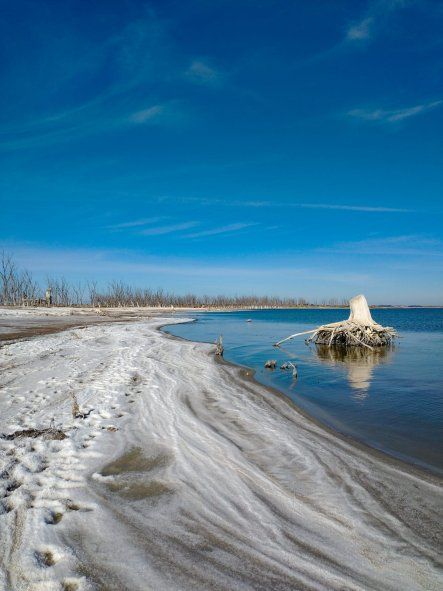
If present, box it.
[274,294,396,349]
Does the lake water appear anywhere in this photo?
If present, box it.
[164,308,443,476]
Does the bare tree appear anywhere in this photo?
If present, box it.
[0,251,40,305]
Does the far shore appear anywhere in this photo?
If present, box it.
[1,304,441,344]
[1,304,442,312]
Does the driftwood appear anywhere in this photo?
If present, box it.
[274,295,396,350]
[215,335,224,356]
[281,361,298,377]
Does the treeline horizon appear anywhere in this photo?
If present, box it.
[0,251,350,308]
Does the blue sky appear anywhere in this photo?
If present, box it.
[1,0,442,304]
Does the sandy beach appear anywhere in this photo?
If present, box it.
[0,308,441,591]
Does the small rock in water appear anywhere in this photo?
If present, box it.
[264,359,277,369]
[280,362,292,370]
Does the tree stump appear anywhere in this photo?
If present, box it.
[274,294,396,349]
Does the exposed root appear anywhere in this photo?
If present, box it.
[308,321,396,350]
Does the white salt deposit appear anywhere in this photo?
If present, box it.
[0,307,89,317]
[0,312,441,590]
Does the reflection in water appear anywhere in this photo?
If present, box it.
[314,345,394,396]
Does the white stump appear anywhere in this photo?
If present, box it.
[348,294,374,326]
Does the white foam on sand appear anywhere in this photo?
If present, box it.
[0,313,441,590]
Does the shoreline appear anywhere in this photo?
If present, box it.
[160,320,443,483]
[0,309,442,590]
[215,355,443,482]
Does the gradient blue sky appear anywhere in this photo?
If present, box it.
[1,0,442,304]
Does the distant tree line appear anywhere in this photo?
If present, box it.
[0,252,348,308]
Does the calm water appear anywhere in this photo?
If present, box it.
[165,309,443,476]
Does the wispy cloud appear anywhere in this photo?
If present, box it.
[185,60,222,86]
[139,221,198,236]
[0,11,182,150]
[347,17,374,40]
[297,203,411,212]
[0,242,371,284]
[184,222,256,239]
[171,197,413,213]
[348,100,442,123]
[129,105,164,124]
[107,217,164,229]
[345,0,410,43]
[323,234,443,257]
[241,201,412,212]
[290,0,416,70]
